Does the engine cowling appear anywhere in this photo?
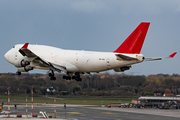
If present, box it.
[114,66,131,72]
[14,59,30,67]
[18,66,34,72]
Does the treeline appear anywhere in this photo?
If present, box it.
[0,73,180,97]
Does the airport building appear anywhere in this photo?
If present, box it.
[133,96,180,109]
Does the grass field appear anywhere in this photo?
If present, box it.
[0,96,135,106]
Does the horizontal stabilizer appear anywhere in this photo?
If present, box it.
[145,52,177,61]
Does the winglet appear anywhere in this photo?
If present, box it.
[22,43,29,49]
[169,52,177,58]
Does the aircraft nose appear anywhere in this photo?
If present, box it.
[4,51,10,61]
[4,50,13,64]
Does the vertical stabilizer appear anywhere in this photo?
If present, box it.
[114,22,150,54]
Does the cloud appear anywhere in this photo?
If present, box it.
[70,0,107,14]
[176,4,180,12]
[60,0,180,16]
[1,0,180,15]
[112,1,180,15]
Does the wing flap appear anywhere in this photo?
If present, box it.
[50,63,66,72]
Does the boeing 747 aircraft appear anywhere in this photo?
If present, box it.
[4,22,176,81]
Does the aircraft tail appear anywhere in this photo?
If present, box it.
[114,22,150,54]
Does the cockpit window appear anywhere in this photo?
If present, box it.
[13,46,15,48]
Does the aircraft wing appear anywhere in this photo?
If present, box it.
[19,43,67,72]
[144,52,177,61]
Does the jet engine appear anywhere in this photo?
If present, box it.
[14,59,30,67]
[114,66,131,72]
[18,66,34,72]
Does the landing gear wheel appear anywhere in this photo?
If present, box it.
[49,70,56,81]
[16,72,21,75]
[72,76,75,79]
[68,76,71,80]
[49,73,53,77]
[50,76,56,81]
[75,77,82,82]
[73,72,82,81]
[63,72,82,81]
[63,75,66,79]
[63,75,71,80]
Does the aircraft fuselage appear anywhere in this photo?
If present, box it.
[5,44,143,73]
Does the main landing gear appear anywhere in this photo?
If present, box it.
[49,70,56,81]
[16,71,21,75]
[48,71,82,82]
[63,72,82,82]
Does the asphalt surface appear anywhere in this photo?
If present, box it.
[1,104,180,120]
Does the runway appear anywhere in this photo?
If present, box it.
[1,104,180,120]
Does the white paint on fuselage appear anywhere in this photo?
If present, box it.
[5,44,143,73]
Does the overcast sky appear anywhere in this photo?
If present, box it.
[0,0,179,75]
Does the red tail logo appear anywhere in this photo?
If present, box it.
[114,22,150,54]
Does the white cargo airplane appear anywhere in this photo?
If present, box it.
[4,22,176,81]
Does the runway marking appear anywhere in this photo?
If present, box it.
[155,117,161,119]
[56,112,64,115]
[102,112,117,114]
[81,114,86,116]
[67,112,82,114]
[123,113,128,115]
